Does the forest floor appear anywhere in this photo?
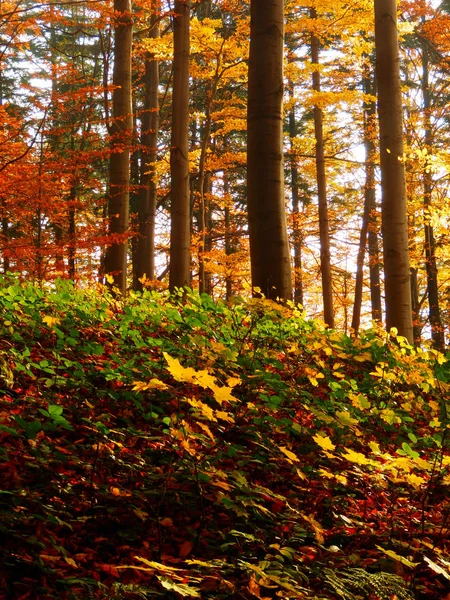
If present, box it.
[0,277,449,600]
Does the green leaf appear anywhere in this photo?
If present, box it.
[48,404,64,418]
[95,422,110,436]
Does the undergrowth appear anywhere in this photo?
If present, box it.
[0,276,449,599]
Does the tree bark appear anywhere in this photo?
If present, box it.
[169,0,191,292]
[287,80,304,306]
[136,4,160,290]
[352,66,380,332]
[421,36,445,349]
[310,8,334,327]
[247,0,292,301]
[105,0,133,294]
[375,0,413,342]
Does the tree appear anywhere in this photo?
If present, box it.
[135,1,160,290]
[247,0,292,301]
[310,7,334,327]
[420,23,445,349]
[104,0,133,294]
[374,0,413,342]
[169,0,191,292]
[352,64,382,333]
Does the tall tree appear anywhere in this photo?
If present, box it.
[247,0,292,301]
[104,0,133,293]
[135,1,160,290]
[169,0,191,291]
[310,7,334,327]
[375,0,413,342]
[352,65,382,333]
[420,29,445,349]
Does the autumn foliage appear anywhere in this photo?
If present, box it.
[0,277,449,598]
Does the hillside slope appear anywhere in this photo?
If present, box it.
[0,278,449,599]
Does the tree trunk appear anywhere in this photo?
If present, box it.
[247,0,292,301]
[410,266,422,345]
[375,0,413,342]
[223,170,234,300]
[421,36,445,349]
[104,0,133,294]
[136,4,160,291]
[310,8,334,327]
[352,66,380,333]
[287,81,304,306]
[169,0,191,292]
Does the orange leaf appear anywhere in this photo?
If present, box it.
[179,541,193,558]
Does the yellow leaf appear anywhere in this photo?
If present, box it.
[303,514,324,545]
[212,479,232,491]
[375,546,419,568]
[163,353,237,405]
[64,557,78,568]
[318,469,334,479]
[353,352,372,362]
[197,421,215,442]
[369,441,381,454]
[341,448,371,465]
[313,433,335,452]
[215,410,234,423]
[335,410,359,427]
[132,378,169,392]
[134,557,183,574]
[429,400,440,413]
[164,352,215,388]
[319,468,347,485]
[380,408,401,425]
[212,385,237,405]
[42,315,60,327]
[335,473,348,485]
[105,274,114,284]
[405,473,426,489]
[187,398,217,421]
[296,468,308,480]
[278,445,300,463]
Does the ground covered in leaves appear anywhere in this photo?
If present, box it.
[0,277,450,599]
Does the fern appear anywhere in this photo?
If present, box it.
[323,568,415,600]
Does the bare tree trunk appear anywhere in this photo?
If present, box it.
[310,8,334,327]
[0,48,9,274]
[68,182,76,280]
[223,171,234,300]
[352,66,379,333]
[421,37,445,349]
[410,266,422,345]
[197,114,211,295]
[169,0,191,292]
[247,0,292,301]
[287,81,304,306]
[136,4,160,291]
[375,0,413,342]
[105,0,133,294]
[2,202,9,273]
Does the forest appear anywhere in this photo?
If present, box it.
[0,0,449,342]
[1,0,450,598]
